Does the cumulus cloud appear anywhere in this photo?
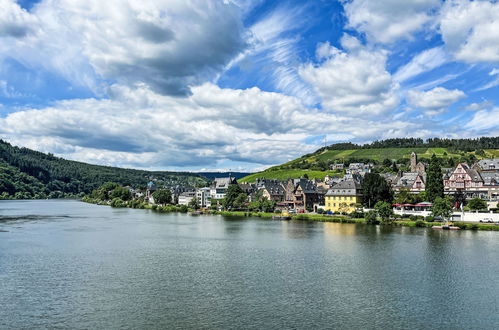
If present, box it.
[0,0,37,38]
[343,0,441,44]
[299,36,399,115]
[1,0,247,96]
[407,87,466,115]
[440,0,499,63]
[0,82,431,170]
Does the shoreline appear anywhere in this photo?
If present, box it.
[79,198,499,231]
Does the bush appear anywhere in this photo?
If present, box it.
[365,210,378,225]
[151,204,158,210]
[409,215,418,221]
[425,216,435,222]
[179,205,188,213]
[415,220,425,227]
[349,211,364,219]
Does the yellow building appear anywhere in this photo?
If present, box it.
[325,180,362,213]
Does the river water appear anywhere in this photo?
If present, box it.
[0,200,498,329]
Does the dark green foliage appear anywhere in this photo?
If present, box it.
[375,201,394,224]
[188,197,199,210]
[467,197,487,211]
[316,137,499,152]
[426,155,444,202]
[415,220,426,227]
[431,196,454,220]
[362,173,393,207]
[110,186,132,201]
[365,210,378,224]
[152,189,172,205]
[0,139,206,199]
[223,184,245,210]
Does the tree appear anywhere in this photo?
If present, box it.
[223,184,244,210]
[188,197,199,210]
[426,155,444,202]
[365,210,378,224]
[362,173,393,207]
[110,186,131,201]
[152,189,172,205]
[394,188,414,204]
[468,197,487,211]
[375,201,394,224]
[431,196,453,220]
[382,158,392,167]
[233,193,248,210]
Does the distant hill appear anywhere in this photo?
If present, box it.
[240,137,499,182]
[0,139,207,199]
[195,172,252,180]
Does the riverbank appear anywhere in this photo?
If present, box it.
[80,198,499,231]
[214,210,499,231]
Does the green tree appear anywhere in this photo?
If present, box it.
[375,201,394,224]
[468,197,487,211]
[426,155,444,202]
[431,196,453,220]
[394,188,414,204]
[223,184,244,210]
[152,189,172,205]
[362,173,393,207]
[365,210,378,224]
[110,186,131,201]
[188,197,199,210]
[233,193,248,210]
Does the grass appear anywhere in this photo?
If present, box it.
[239,169,340,183]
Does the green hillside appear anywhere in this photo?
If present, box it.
[241,138,499,183]
[0,139,207,199]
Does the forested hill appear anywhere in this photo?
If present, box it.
[240,137,499,182]
[0,139,207,199]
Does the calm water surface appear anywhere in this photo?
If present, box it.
[1,200,498,329]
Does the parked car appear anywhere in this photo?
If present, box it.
[433,216,444,222]
[479,218,494,223]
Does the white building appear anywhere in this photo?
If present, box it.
[196,187,211,208]
[178,191,196,206]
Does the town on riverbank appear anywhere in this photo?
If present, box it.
[84,153,499,231]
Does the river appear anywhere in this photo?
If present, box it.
[1,200,498,329]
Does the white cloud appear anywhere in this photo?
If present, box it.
[0,0,37,38]
[440,0,499,63]
[465,107,499,134]
[407,87,466,115]
[1,0,247,96]
[299,36,399,115]
[343,0,441,44]
[394,47,448,83]
[0,82,432,170]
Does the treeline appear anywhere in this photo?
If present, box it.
[316,137,499,153]
[0,139,207,199]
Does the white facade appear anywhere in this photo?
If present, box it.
[178,191,196,205]
[196,187,211,207]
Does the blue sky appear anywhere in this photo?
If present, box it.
[0,0,498,172]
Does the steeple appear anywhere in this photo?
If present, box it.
[410,152,417,172]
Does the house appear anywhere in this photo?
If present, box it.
[346,163,372,176]
[330,163,344,170]
[393,172,426,193]
[292,178,323,211]
[146,181,157,203]
[473,159,499,172]
[254,179,285,202]
[196,187,211,208]
[178,191,196,205]
[325,180,362,213]
[445,161,499,201]
[210,177,237,199]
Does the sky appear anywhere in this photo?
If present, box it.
[0,0,498,172]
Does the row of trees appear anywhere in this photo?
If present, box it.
[317,137,498,152]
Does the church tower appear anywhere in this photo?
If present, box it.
[410,152,417,172]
